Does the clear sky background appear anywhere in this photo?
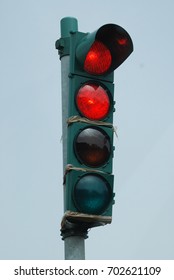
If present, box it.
[0,0,174,260]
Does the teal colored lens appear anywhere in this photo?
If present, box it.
[74,174,111,215]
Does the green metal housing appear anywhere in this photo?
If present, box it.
[63,25,119,226]
[69,31,114,83]
[67,122,114,173]
[65,169,115,224]
[68,74,115,124]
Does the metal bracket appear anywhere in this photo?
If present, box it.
[55,37,70,59]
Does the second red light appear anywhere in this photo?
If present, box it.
[76,83,110,120]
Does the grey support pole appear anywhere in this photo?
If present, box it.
[56,17,86,260]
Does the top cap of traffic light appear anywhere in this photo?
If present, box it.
[76,24,133,76]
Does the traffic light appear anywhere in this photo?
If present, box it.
[70,24,133,80]
[62,23,133,227]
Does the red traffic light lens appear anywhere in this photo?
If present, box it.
[74,174,112,215]
[76,83,110,120]
[84,40,111,75]
[75,127,110,167]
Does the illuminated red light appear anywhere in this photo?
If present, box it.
[84,41,111,75]
[76,83,110,120]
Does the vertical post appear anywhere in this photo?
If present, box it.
[64,236,85,260]
[56,17,86,260]
[60,17,78,171]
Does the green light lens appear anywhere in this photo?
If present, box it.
[73,174,111,215]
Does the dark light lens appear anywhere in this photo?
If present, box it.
[75,127,110,167]
[74,174,111,214]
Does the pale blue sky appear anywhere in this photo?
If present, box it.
[0,0,174,259]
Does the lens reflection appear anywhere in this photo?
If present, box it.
[75,127,110,167]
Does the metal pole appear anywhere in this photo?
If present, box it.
[64,236,85,260]
[56,17,86,260]
[60,17,78,170]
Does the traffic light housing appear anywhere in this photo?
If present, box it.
[57,22,133,227]
[70,24,133,80]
